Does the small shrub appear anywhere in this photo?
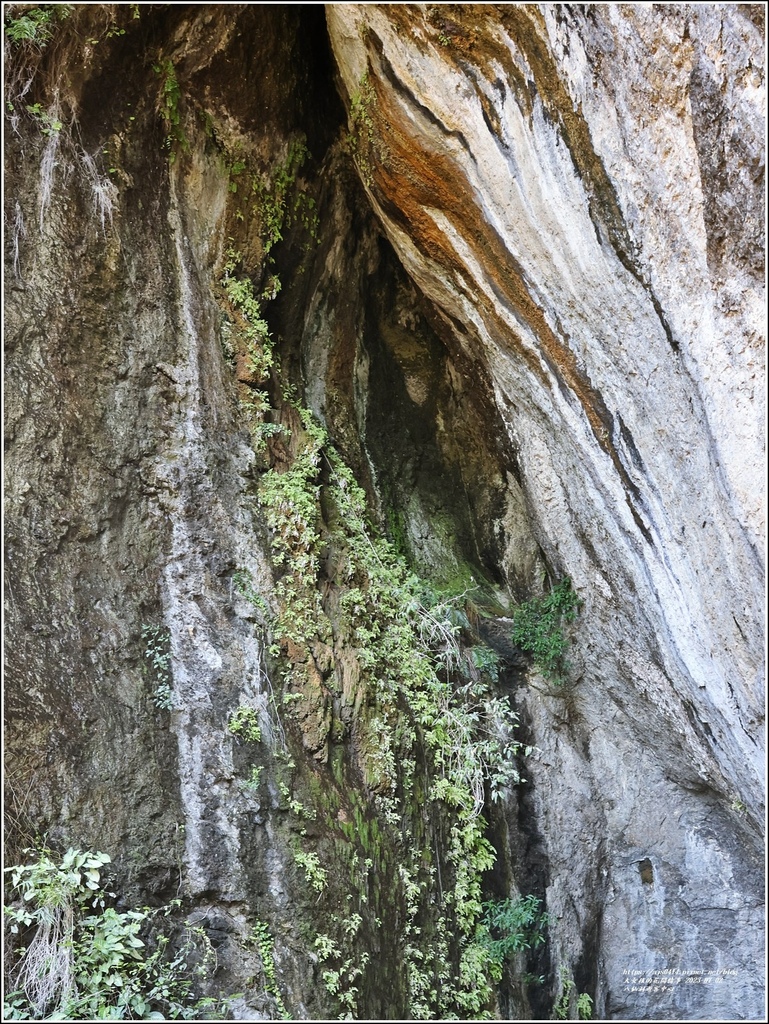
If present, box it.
[511,577,581,682]
[478,894,549,974]
[228,705,262,743]
[553,965,593,1020]
[470,644,500,682]
[3,846,224,1020]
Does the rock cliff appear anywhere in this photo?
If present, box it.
[4,3,764,1021]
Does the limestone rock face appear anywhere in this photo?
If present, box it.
[4,3,764,1021]
[326,3,764,1018]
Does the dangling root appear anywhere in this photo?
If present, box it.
[12,899,77,1018]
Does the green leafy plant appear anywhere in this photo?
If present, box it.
[242,766,263,791]
[347,72,378,186]
[511,577,581,682]
[277,780,315,820]
[292,848,327,894]
[314,922,369,1017]
[553,965,593,1020]
[218,247,289,457]
[220,245,273,381]
[24,102,62,136]
[142,624,173,710]
[477,895,549,980]
[3,846,224,1020]
[257,406,534,1016]
[251,139,317,255]
[153,58,188,162]
[252,921,287,1018]
[4,4,71,48]
[228,705,262,743]
[577,992,594,1020]
[470,644,501,682]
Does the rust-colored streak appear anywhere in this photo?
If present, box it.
[369,76,603,434]
[357,19,652,541]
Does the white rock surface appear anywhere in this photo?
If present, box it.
[328,3,764,1016]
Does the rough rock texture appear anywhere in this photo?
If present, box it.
[4,7,345,1018]
[4,3,764,1021]
[327,4,765,1016]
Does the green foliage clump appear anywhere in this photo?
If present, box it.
[153,58,188,163]
[511,577,581,682]
[347,73,377,186]
[258,410,326,649]
[228,705,262,744]
[142,624,173,710]
[252,140,318,254]
[477,895,548,981]
[315,919,369,1016]
[215,141,317,456]
[258,407,535,1017]
[4,5,71,48]
[292,848,327,894]
[242,766,263,791]
[553,965,593,1020]
[578,993,594,1020]
[3,847,224,1020]
[470,644,501,682]
[24,102,62,136]
[221,245,273,381]
[252,921,288,1019]
[219,246,289,453]
[218,134,317,254]
[577,992,594,1020]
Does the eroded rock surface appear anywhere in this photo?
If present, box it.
[4,3,764,1020]
[327,6,765,1016]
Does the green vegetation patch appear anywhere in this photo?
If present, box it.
[553,965,593,1020]
[346,72,379,187]
[142,624,173,710]
[228,705,262,744]
[251,921,288,1019]
[256,407,537,1017]
[4,4,72,48]
[153,58,188,162]
[3,846,226,1020]
[511,576,581,682]
[477,895,549,981]
[251,139,318,255]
